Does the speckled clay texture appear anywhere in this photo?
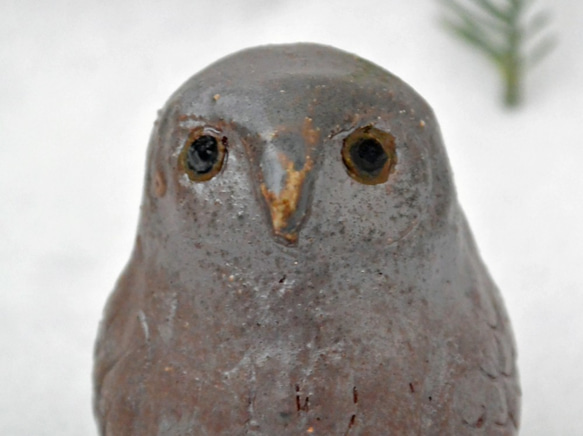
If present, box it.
[94,43,520,435]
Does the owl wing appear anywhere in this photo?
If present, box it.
[93,241,151,434]
[451,216,521,435]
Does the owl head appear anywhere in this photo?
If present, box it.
[138,44,456,286]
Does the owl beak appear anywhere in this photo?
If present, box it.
[258,117,320,245]
[259,152,314,245]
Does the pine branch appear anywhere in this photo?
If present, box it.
[439,0,556,107]
[473,0,512,22]
[440,0,511,32]
[441,18,504,63]
[528,35,557,68]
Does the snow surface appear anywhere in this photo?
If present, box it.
[1,0,581,434]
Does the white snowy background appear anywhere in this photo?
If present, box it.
[1,0,581,434]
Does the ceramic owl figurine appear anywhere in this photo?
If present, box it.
[94,44,520,435]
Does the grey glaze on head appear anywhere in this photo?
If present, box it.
[94,43,520,435]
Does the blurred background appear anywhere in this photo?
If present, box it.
[1,0,581,434]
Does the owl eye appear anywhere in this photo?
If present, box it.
[341,126,396,185]
[180,130,227,182]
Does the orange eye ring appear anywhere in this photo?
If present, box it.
[179,128,227,182]
[341,126,396,185]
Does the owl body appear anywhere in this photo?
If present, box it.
[94,44,520,435]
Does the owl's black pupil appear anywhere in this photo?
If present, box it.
[187,135,219,174]
[350,138,388,173]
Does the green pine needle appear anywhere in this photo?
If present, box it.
[439,0,556,107]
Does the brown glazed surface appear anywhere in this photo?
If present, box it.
[93,44,520,435]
